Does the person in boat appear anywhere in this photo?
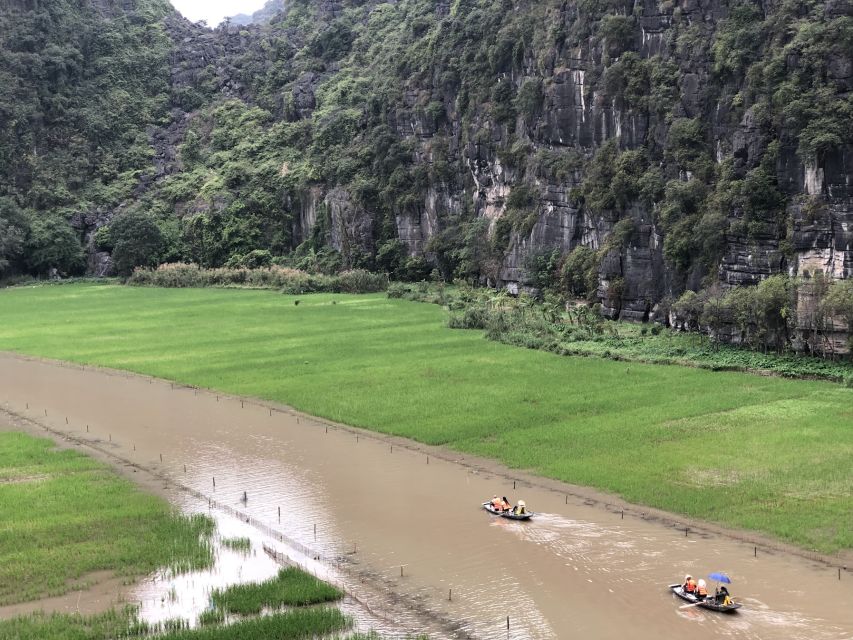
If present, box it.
[490,495,502,510]
[715,585,732,606]
[500,496,512,511]
[682,575,696,594]
[513,500,527,515]
[695,579,708,600]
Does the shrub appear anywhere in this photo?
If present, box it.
[128,264,387,293]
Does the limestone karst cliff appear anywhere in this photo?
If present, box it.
[1,0,850,347]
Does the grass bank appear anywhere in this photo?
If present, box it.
[0,607,350,640]
[0,431,214,606]
[0,284,851,554]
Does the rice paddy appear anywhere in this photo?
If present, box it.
[0,284,850,553]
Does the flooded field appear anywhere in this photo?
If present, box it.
[1,353,851,639]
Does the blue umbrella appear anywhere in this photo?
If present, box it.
[708,572,732,584]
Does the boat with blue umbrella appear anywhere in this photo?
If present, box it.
[669,572,742,613]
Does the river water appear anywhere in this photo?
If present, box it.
[1,353,851,639]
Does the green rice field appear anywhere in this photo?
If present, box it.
[0,431,214,605]
[0,284,851,553]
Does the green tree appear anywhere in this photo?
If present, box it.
[107,211,165,277]
[25,217,84,276]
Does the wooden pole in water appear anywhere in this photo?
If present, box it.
[241,400,244,408]
[513,480,516,490]
[400,566,403,577]
[754,546,757,557]
[278,506,281,522]
[65,416,68,424]
[184,464,186,473]
[213,476,216,488]
[621,509,624,519]
[507,616,510,630]
[159,453,163,462]
[44,409,47,416]
[86,425,89,432]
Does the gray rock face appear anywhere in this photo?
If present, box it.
[325,188,374,264]
[71,0,850,351]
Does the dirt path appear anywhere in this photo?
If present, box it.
[1,353,851,639]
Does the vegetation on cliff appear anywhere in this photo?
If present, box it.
[1,0,850,327]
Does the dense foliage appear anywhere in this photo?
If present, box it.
[1,0,849,351]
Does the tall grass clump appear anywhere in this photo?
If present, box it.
[211,567,342,614]
[197,609,225,627]
[220,536,251,552]
[128,263,387,293]
[0,432,214,605]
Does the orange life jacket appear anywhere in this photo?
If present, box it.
[697,585,708,597]
[685,580,696,593]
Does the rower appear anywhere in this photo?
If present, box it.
[696,579,708,600]
[682,575,695,593]
[500,496,512,511]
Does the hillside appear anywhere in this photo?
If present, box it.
[0,0,850,347]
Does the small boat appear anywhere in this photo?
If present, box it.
[669,584,742,613]
[482,502,534,520]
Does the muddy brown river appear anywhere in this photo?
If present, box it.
[1,353,851,639]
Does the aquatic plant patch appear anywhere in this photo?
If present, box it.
[220,536,252,551]
[0,284,850,553]
[0,431,214,606]
[211,567,343,615]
